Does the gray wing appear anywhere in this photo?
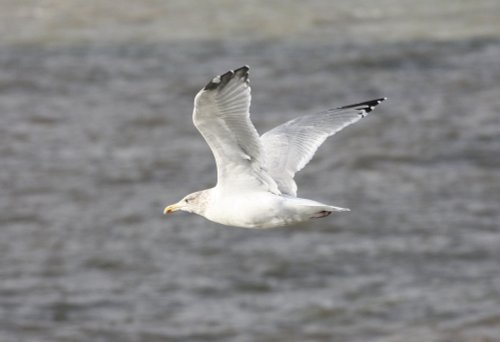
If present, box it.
[260,98,387,196]
[193,66,279,193]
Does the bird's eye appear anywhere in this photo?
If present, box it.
[185,198,190,203]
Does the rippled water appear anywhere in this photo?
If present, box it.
[1,1,500,341]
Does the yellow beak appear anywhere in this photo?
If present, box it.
[163,202,182,214]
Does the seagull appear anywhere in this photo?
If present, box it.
[164,66,386,228]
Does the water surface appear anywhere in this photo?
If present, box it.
[1,1,500,341]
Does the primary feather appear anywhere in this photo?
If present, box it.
[261,98,386,196]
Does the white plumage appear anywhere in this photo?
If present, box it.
[164,66,386,228]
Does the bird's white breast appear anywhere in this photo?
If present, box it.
[203,189,330,228]
[203,190,285,228]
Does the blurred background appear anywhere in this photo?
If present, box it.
[1,1,500,341]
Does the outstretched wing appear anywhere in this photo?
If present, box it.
[193,66,279,193]
[260,98,387,196]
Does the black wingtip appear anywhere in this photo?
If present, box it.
[204,66,250,91]
[234,65,249,76]
[234,65,250,82]
[339,97,387,117]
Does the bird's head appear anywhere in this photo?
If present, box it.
[163,190,209,216]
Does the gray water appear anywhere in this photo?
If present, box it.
[1,1,500,341]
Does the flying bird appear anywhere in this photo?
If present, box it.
[164,66,386,228]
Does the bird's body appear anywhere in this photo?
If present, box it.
[164,66,386,229]
[197,188,348,228]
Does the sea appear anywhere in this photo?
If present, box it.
[1,1,499,341]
